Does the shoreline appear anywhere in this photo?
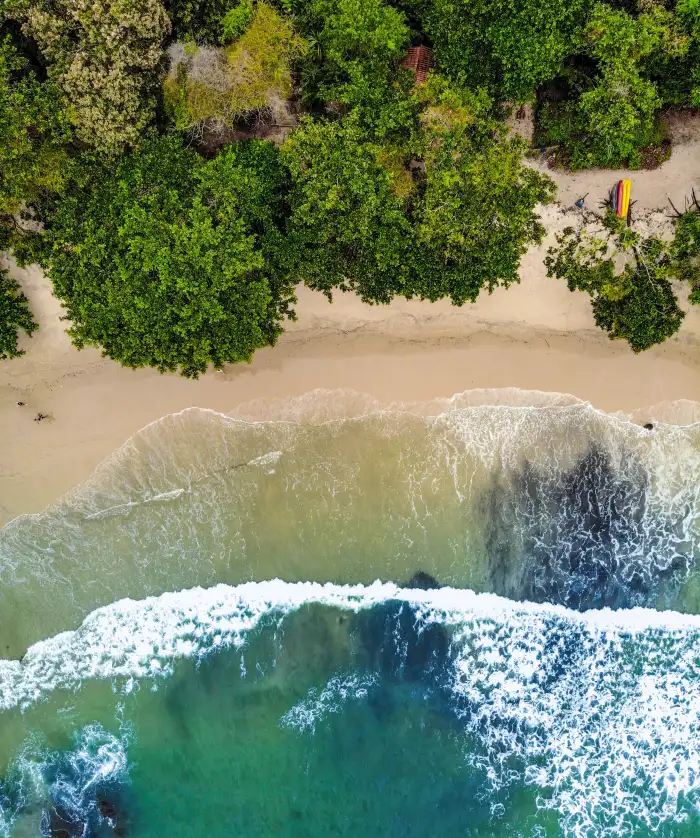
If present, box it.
[3,141,700,525]
[2,290,699,526]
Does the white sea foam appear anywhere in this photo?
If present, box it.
[0,581,397,712]
[2,391,700,659]
[447,609,700,835]
[0,582,699,834]
[280,672,379,734]
[3,581,700,715]
[0,724,129,838]
[83,489,186,521]
[1,391,699,837]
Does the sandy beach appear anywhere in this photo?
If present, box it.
[3,123,700,525]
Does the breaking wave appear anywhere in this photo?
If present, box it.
[1,581,699,836]
[1,390,700,657]
[2,390,700,837]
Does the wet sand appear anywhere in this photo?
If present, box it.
[2,133,700,525]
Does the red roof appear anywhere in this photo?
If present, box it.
[401,46,432,86]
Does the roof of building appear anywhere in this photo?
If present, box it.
[401,46,432,86]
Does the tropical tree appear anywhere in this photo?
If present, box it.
[546,210,685,351]
[537,3,687,168]
[294,0,411,115]
[165,0,232,43]
[0,264,37,359]
[41,137,295,377]
[577,5,663,168]
[164,2,305,135]
[0,37,73,238]
[281,114,414,302]
[282,77,555,306]
[425,0,589,101]
[411,77,555,302]
[670,205,700,303]
[12,0,170,153]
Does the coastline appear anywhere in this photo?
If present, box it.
[3,141,700,525]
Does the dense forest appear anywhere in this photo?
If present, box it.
[1,0,700,372]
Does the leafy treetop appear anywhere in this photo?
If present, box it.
[283,77,555,306]
[164,2,305,135]
[0,264,37,359]
[546,210,685,352]
[0,37,73,220]
[293,0,411,122]
[12,0,170,153]
[425,0,589,102]
[281,113,414,302]
[671,206,700,303]
[41,136,295,377]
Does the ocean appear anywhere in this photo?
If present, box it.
[1,390,699,837]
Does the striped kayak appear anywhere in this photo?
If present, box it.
[615,179,632,218]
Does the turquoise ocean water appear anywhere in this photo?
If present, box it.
[1,390,700,837]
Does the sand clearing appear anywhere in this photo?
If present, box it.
[2,121,700,524]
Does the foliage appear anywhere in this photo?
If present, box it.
[166,0,232,43]
[0,264,37,359]
[222,0,254,41]
[670,207,700,303]
[293,0,410,119]
[164,3,305,134]
[536,3,689,169]
[41,136,295,377]
[410,77,555,302]
[546,211,685,351]
[425,0,589,102]
[0,37,72,225]
[638,3,692,105]
[281,114,413,302]
[412,140,554,303]
[658,0,700,107]
[225,2,304,110]
[13,0,170,154]
[575,71,660,169]
[578,5,663,168]
[282,79,555,306]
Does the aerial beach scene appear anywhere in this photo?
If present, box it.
[2,0,700,835]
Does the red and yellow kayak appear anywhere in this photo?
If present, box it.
[615,179,632,218]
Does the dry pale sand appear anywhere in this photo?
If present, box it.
[2,121,700,525]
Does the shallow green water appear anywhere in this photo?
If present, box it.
[1,392,700,837]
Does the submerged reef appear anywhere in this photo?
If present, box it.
[482,445,695,611]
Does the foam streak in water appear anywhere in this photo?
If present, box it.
[1,581,699,835]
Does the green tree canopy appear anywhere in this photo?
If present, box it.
[410,78,555,302]
[11,0,170,153]
[536,3,688,169]
[546,211,685,351]
[0,263,37,359]
[671,205,700,303]
[164,2,305,135]
[41,137,295,377]
[0,37,72,230]
[577,5,664,168]
[165,0,232,43]
[282,78,554,305]
[293,0,411,119]
[425,0,589,101]
[281,114,414,302]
